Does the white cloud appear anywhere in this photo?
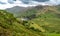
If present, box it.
[0,4,15,9]
[0,0,8,3]
[48,0,60,5]
[0,0,60,9]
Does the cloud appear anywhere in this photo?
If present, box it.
[0,0,60,9]
[0,0,8,3]
[0,2,6,4]
[33,0,49,2]
[45,0,60,5]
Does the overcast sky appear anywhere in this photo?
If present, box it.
[0,0,60,9]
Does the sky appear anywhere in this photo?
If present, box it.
[0,0,60,9]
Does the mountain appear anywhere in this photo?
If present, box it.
[15,5,60,36]
[0,5,60,36]
[6,6,26,13]
[0,10,45,36]
[8,5,48,18]
[6,6,27,17]
[6,6,35,17]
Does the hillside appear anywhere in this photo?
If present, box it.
[27,6,60,36]
[0,10,45,36]
[15,5,60,36]
[1,5,60,36]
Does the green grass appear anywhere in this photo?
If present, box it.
[45,33,60,36]
[0,10,45,36]
[0,6,60,36]
[27,7,60,34]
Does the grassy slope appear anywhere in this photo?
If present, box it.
[31,7,60,36]
[0,10,45,36]
[1,6,60,36]
[14,6,60,36]
[45,33,60,36]
[23,6,60,36]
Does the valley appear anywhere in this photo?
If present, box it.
[0,5,60,36]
